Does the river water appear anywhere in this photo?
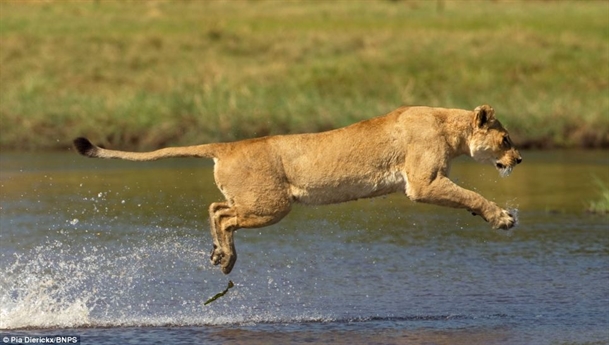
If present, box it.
[0,150,607,344]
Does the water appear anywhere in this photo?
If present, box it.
[1,150,607,344]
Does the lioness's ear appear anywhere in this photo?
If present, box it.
[473,104,496,129]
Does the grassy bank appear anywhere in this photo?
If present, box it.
[1,0,607,151]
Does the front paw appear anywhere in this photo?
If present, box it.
[491,209,516,230]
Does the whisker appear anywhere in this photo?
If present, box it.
[499,166,513,178]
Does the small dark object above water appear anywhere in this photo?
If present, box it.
[204,280,234,306]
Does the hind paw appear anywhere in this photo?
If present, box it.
[210,246,236,274]
[220,252,236,275]
[210,245,223,266]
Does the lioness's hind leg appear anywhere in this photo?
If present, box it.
[209,202,229,266]
[209,203,240,274]
[210,203,292,274]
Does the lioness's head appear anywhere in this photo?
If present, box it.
[468,105,522,177]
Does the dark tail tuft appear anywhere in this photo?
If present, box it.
[73,137,97,157]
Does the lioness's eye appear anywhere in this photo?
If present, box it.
[502,136,510,147]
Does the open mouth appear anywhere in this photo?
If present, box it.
[495,162,513,177]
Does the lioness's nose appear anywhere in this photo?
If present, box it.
[516,157,522,164]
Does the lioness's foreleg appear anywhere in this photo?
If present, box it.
[406,175,515,229]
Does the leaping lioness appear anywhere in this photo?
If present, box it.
[74,105,522,274]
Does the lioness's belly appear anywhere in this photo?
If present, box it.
[289,171,406,205]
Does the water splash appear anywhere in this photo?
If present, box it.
[1,229,203,330]
[0,224,333,330]
[1,243,93,329]
[508,207,519,228]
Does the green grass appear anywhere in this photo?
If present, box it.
[1,0,608,151]
[588,176,609,214]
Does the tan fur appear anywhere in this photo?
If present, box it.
[74,105,522,274]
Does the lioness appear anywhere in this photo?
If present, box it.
[74,105,521,274]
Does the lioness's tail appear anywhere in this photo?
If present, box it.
[73,137,221,161]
